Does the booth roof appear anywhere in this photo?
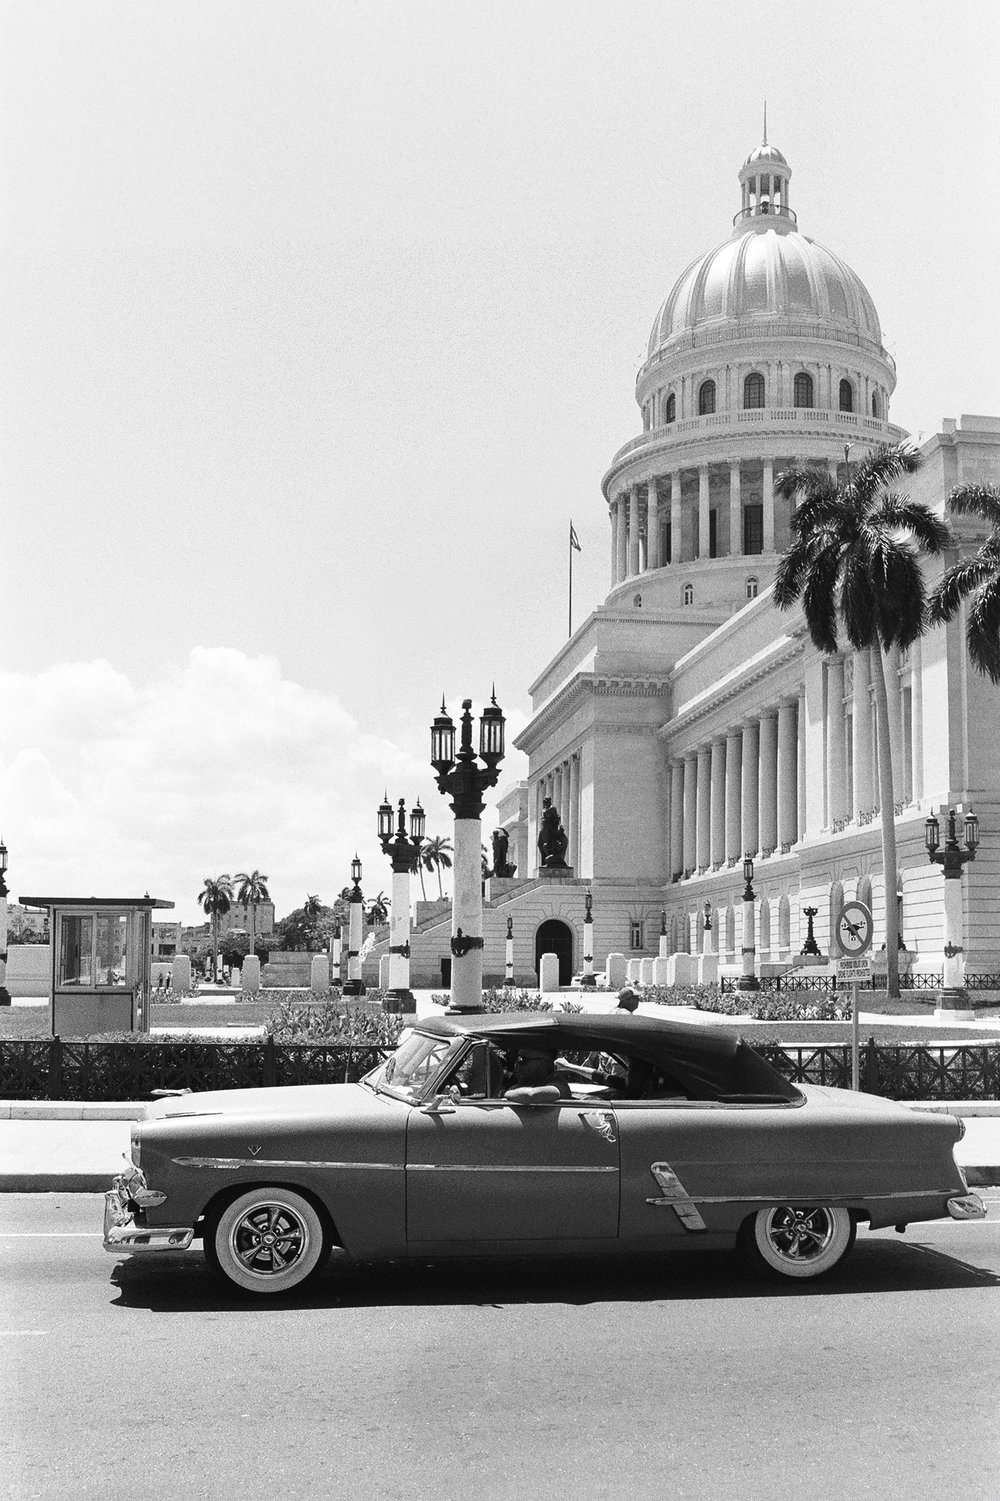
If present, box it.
[17,896,175,909]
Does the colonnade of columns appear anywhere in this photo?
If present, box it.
[533,753,581,871]
[609,456,841,586]
[668,698,801,879]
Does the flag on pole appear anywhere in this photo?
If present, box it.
[569,521,581,552]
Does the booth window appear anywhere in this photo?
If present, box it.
[59,916,94,986]
[59,912,128,988]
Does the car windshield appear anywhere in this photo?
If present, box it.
[368,1031,457,1103]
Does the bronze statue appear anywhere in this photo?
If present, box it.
[537,797,569,868]
[491,827,516,879]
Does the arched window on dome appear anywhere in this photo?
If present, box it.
[633,593,642,608]
[664,391,676,424]
[682,583,694,606]
[839,378,854,413]
[744,372,765,410]
[793,372,814,409]
[698,380,716,416]
[745,576,759,600]
[871,391,880,418]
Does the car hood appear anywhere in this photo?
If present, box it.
[143,1081,392,1124]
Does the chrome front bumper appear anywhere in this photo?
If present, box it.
[947,1193,987,1221]
[103,1167,194,1254]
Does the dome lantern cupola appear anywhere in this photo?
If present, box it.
[736,127,794,231]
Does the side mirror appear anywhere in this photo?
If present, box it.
[419,1092,458,1116]
[503,1085,563,1105]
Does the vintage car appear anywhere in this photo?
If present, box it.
[104,1011,985,1294]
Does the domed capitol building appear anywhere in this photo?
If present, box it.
[382,134,1000,994]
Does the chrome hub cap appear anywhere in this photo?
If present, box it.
[231,1203,307,1276]
[767,1207,834,1263]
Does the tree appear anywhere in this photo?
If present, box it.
[198,873,234,981]
[304,893,323,923]
[234,869,270,954]
[421,835,453,899]
[773,442,952,996]
[929,484,1000,682]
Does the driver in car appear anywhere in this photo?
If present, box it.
[504,1046,573,1102]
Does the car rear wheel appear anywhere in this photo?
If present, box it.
[742,1205,856,1280]
[207,1188,329,1295]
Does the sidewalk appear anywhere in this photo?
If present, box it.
[2,1100,999,1192]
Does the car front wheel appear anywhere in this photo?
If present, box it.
[742,1205,856,1280]
[207,1188,328,1295]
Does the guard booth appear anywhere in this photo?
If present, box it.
[19,895,175,1037]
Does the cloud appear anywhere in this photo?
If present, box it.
[0,649,432,924]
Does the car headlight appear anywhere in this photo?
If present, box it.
[130,1128,142,1169]
[956,1117,967,1141]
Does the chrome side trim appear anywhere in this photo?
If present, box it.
[947,1193,987,1221]
[172,1157,403,1170]
[406,1163,619,1174]
[645,1162,707,1231]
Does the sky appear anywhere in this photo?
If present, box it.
[2,0,999,925]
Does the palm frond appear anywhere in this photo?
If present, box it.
[773,537,818,609]
[840,551,877,650]
[870,540,928,651]
[946,484,1000,530]
[788,494,855,541]
[928,555,998,622]
[966,578,1000,683]
[773,466,836,505]
[850,441,922,512]
[800,545,843,653]
[871,496,954,554]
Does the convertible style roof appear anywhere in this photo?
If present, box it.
[418,1011,778,1101]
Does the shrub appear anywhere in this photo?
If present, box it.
[429,988,582,1014]
[633,982,851,1022]
[265,994,403,1047]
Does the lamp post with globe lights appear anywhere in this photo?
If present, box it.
[343,854,366,997]
[925,806,979,1015]
[430,692,505,1012]
[377,794,425,1011]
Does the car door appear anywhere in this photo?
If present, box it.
[615,1099,802,1244]
[405,1098,620,1250]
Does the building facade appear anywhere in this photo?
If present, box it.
[370,136,1000,991]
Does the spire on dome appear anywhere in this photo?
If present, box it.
[763,100,767,145]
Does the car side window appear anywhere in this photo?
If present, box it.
[442,1042,509,1100]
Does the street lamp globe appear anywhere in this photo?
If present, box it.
[924,813,940,854]
[430,699,456,774]
[377,793,394,843]
[410,800,426,842]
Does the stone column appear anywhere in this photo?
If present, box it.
[669,760,684,880]
[885,642,904,792]
[777,698,798,848]
[725,728,742,862]
[741,718,759,856]
[826,657,847,826]
[568,754,580,869]
[762,458,775,552]
[610,502,620,587]
[797,686,807,838]
[758,710,779,853]
[647,478,659,569]
[698,464,711,559]
[555,763,566,833]
[629,485,640,577]
[670,471,682,564]
[696,746,711,872]
[852,647,874,818]
[616,495,628,584]
[729,460,742,557]
[710,738,726,867]
[682,753,698,876]
[910,638,923,802]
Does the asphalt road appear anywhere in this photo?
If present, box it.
[3,1195,999,1501]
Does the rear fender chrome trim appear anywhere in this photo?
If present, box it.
[645,1162,708,1232]
[172,1157,403,1171]
[947,1193,987,1221]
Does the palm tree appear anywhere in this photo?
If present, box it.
[234,869,270,954]
[303,893,322,923]
[367,891,389,927]
[929,484,1000,682]
[198,874,233,981]
[412,852,428,902]
[773,442,952,996]
[422,835,453,899]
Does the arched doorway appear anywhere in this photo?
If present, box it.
[535,920,574,986]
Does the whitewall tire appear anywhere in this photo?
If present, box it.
[208,1188,328,1295]
[744,1205,856,1280]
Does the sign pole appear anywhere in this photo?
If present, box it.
[851,981,860,1091]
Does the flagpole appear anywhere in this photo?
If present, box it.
[568,527,573,638]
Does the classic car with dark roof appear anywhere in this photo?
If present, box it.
[104,1011,985,1294]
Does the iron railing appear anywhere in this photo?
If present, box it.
[0,1036,998,1102]
[719,972,960,994]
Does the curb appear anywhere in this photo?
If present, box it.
[0,1173,116,1193]
[0,1102,146,1120]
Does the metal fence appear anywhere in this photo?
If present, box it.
[719,973,964,994]
[0,1038,387,1103]
[1,1036,998,1102]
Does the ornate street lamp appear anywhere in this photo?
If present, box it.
[377,794,425,1011]
[737,853,759,992]
[925,805,979,1013]
[0,839,9,1007]
[343,854,365,997]
[800,905,820,957]
[580,891,596,988]
[430,691,506,1011]
[505,915,514,985]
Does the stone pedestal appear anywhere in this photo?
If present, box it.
[639,958,655,986]
[605,952,626,988]
[653,956,670,986]
[536,866,576,880]
[310,954,330,992]
[241,955,261,994]
[539,952,561,993]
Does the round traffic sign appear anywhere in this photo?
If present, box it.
[835,901,873,957]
